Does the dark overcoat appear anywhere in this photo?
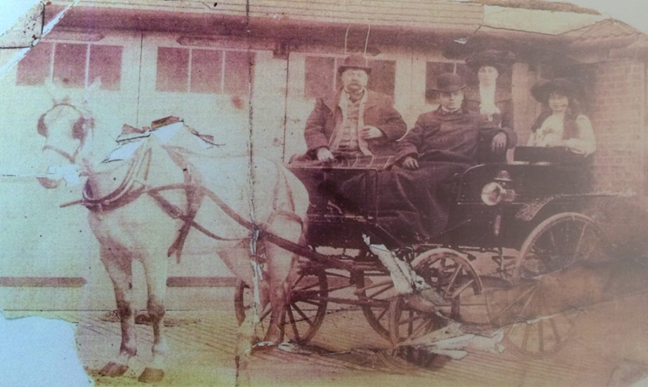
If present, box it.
[304,89,407,156]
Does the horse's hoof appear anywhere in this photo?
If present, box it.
[251,341,278,353]
[98,361,128,377]
[138,367,165,383]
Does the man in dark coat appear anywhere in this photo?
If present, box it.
[373,73,517,244]
[303,54,407,162]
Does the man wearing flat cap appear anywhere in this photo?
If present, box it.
[304,54,407,162]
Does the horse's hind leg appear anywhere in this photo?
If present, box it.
[98,245,136,377]
[138,251,169,383]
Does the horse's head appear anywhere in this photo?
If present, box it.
[37,102,94,188]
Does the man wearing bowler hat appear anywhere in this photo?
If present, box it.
[376,73,517,242]
[304,54,407,162]
[396,72,502,169]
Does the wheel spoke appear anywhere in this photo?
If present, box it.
[260,307,272,322]
[298,281,323,291]
[549,316,561,344]
[286,305,300,340]
[444,266,462,298]
[398,314,424,326]
[410,315,435,338]
[295,274,307,288]
[519,287,539,319]
[375,306,389,322]
[299,299,323,307]
[521,323,531,351]
[538,319,545,353]
[491,285,536,322]
[548,229,560,257]
[368,283,395,299]
[291,303,313,326]
[450,278,474,299]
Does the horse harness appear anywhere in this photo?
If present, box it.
[62,142,303,263]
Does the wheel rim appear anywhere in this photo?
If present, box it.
[379,296,445,370]
[355,270,396,340]
[233,267,328,344]
[516,213,607,281]
[486,281,581,359]
[385,250,483,366]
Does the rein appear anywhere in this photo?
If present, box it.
[61,143,304,263]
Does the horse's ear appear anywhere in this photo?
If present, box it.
[37,113,48,137]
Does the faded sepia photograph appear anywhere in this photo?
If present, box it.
[1,1,648,386]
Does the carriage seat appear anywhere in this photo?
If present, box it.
[513,146,591,165]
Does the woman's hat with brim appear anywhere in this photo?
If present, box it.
[337,54,372,75]
[431,73,466,93]
[465,50,516,73]
[531,78,583,103]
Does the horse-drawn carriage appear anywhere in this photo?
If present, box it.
[35,101,612,380]
[235,146,610,364]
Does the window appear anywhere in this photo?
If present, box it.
[53,43,87,88]
[89,45,123,91]
[190,49,222,94]
[304,55,396,99]
[155,47,255,95]
[16,42,52,86]
[156,47,189,92]
[16,42,123,90]
[304,56,335,99]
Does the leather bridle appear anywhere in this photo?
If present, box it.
[39,102,92,164]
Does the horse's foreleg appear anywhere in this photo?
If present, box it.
[99,246,136,377]
[138,253,168,383]
[262,219,302,344]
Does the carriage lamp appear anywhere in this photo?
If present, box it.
[481,171,516,206]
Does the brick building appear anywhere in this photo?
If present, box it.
[0,0,646,309]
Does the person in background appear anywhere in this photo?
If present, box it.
[528,78,596,156]
[464,49,517,162]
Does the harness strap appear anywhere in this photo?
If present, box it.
[164,148,207,262]
[82,147,152,211]
[43,145,77,164]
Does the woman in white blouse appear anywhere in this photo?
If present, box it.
[528,78,596,156]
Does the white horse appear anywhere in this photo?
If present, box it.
[36,102,308,383]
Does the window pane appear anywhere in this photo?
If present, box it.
[16,42,52,86]
[425,62,456,104]
[224,51,254,95]
[53,43,87,88]
[190,49,222,94]
[156,47,189,92]
[368,59,396,98]
[89,45,122,90]
[304,56,335,99]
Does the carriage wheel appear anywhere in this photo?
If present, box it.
[486,281,581,359]
[234,267,328,344]
[515,212,607,282]
[355,270,396,340]
[381,250,482,368]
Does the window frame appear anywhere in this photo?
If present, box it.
[16,39,124,91]
[154,46,256,95]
